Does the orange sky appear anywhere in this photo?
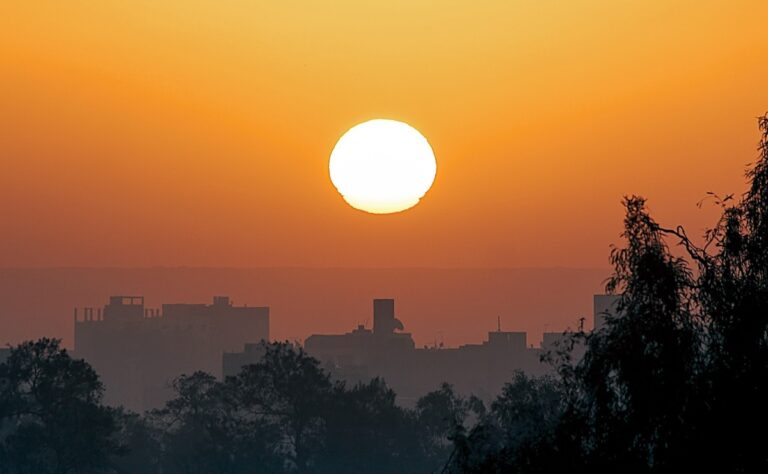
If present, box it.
[2,1,767,269]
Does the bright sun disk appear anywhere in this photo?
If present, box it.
[329,119,437,214]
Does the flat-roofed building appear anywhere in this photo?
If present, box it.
[74,295,268,412]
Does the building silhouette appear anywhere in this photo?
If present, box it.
[74,295,268,412]
[73,293,617,410]
[0,347,9,365]
[297,299,556,404]
[223,342,267,377]
[301,299,546,404]
[593,294,621,331]
[222,296,615,404]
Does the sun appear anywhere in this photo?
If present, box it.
[329,119,437,214]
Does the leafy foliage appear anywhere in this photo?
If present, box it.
[0,339,118,474]
[443,114,768,472]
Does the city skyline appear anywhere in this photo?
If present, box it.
[0,267,607,350]
[69,293,617,410]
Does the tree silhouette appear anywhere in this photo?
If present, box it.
[446,113,768,473]
[318,377,422,473]
[565,196,701,471]
[230,342,332,473]
[109,408,162,474]
[682,114,768,471]
[152,370,280,474]
[443,373,563,473]
[0,339,118,474]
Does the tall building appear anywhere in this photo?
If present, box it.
[74,295,268,412]
[593,294,621,331]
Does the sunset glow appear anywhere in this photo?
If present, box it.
[1,2,767,268]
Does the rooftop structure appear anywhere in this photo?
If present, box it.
[302,299,547,405]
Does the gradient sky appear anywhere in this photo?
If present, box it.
[2,1,767,269]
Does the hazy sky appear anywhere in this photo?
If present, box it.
[2,1,767,268]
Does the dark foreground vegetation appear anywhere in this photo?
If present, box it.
[3,115,768,473]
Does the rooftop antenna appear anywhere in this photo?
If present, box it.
[497,315,501,332]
